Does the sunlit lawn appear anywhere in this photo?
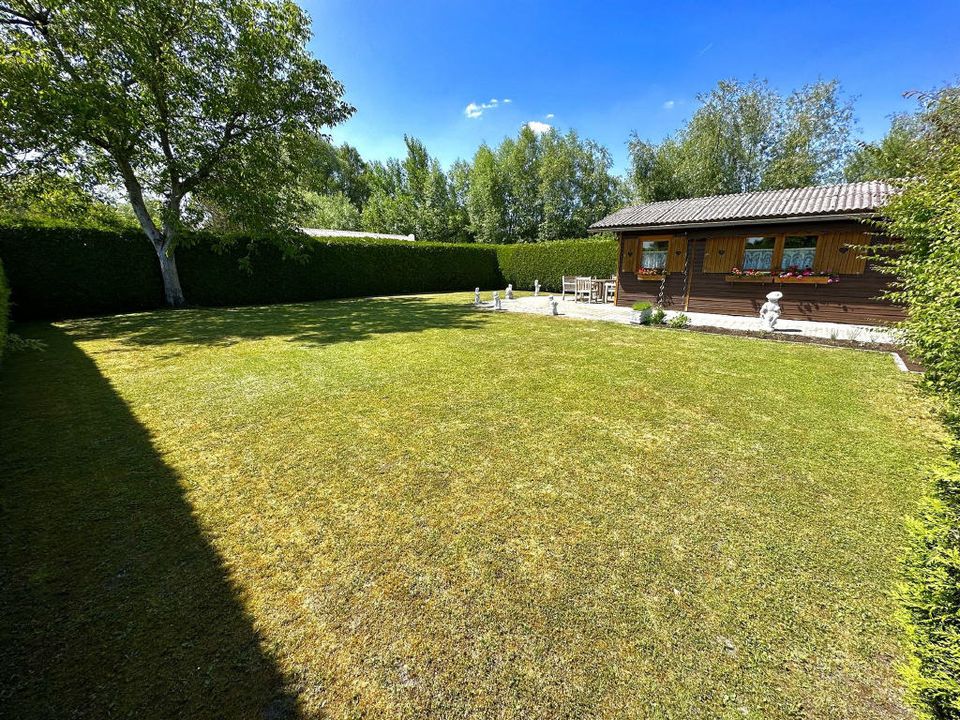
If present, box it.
[0,292,942,719]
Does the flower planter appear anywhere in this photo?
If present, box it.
[725,274,835,285]
[777,276,834,284]
[724,275,773,283]
[635,273,665,281]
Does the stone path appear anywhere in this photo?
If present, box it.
[482,294,897,345]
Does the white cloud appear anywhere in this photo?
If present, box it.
[503,98,512,103]
[464,98,502,119]
[663,100,676,110]
[526,120,552,135]
[545,113,555,119]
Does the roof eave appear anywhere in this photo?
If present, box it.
[588,211,877,234]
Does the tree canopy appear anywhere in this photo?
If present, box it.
[0,0,352,305]
[464,126,624,243]
[628,79,856,202]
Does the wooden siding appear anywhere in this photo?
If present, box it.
[667,236,688,273]
[813,230,870,274]
[703,237,745,273]
[615,221,903,325]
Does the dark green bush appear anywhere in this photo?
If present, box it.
[0,226,503,320]
[0,256,9,361]
[0,226,161,320]
[496,236,617,292]
[898,453,960,719]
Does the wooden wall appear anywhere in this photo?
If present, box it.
[614,220,903,325]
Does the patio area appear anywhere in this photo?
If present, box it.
[483,294,898,345]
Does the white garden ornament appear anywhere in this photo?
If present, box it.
[759,290,783,331]
[505,284,514,300]
[493,291,502,311]
[474,287,481,305]
[534,279,541,297]
[548,296,559,315]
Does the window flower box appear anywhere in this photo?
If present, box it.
[725,274,773,283]
[726,267,839,284]
[636,269,665,281]
[777,275,835,284]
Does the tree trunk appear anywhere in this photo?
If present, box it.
[155,244,187,308]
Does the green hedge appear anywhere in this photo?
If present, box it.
[0,257,8,361]
[898,455,960,719]
[0,226,167,321]
[496,236,617,292]
[0,226,620,321]
[0,226,503,321]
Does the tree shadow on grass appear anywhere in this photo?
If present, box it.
[0,326,299,719]
[59,296,487,350]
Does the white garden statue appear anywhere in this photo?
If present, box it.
[493,291,502,311]
[548,296,559,315]
[759,290,783,331]
[534,279,541,297]
[505,284,514,300]
[474,287,481,305]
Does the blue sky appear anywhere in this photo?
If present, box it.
[303,0,960,175]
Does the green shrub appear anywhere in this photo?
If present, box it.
[668,313,690,329]
[496,236,617,292]
[0,256,8,362]
[898,455,960,719]
[0,226,503,320]
[650,307,667,325]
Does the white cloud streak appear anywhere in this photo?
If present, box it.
[464,97,511,119]
[663,100,676,110]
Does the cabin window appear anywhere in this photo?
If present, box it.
[781,235,818,270]
[741,236,776,271]
[639,240,669,270]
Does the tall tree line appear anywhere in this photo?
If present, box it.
[295,127,625,243]
[3,64,933,246]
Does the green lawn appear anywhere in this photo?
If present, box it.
[0,292,942,719]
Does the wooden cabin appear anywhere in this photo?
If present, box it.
[589,181,902,325]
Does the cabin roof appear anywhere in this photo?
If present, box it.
[590,180,899,232]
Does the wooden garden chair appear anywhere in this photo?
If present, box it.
[561,275,577,300]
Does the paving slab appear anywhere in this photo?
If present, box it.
[480,295,897,345]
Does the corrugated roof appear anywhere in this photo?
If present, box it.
[590,181,898,231]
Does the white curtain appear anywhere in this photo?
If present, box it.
[781,247,816,269]
[640,251,667,269]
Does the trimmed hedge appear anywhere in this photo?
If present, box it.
[898,454,960,719]
[0,256,8,361]
[496,237,617,292]
[0,226,166,321]
[0,226,621,321]
[0,226,503,321]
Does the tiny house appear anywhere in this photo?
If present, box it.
[589,181,902,325]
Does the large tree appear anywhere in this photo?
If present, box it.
[361,136,469,242]
[628,79,855,202]
[465,126,623,243]
[0,0,352,306]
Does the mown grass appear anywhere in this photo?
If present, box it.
[0,292,944,719]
